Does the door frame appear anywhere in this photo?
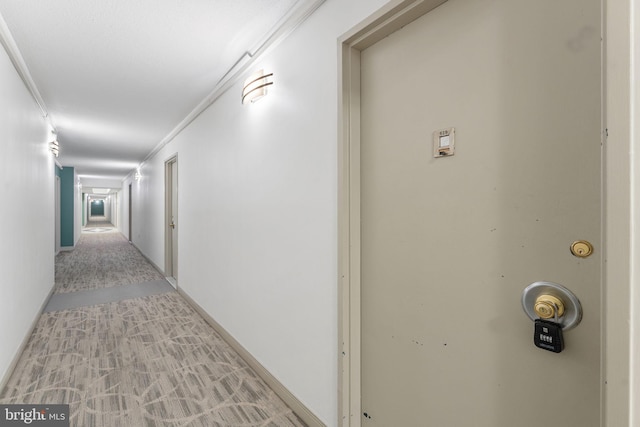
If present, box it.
[337,1,634,426]
[164,155,178,285]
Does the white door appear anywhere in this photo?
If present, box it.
[166,157,178,285]
[359,0,601,426]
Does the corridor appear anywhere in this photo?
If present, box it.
[0,221,306,427]
[1,1,637,426]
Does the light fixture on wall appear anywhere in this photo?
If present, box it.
[242,69,273,104]
[49,140,59,157]
[134,170,141,181]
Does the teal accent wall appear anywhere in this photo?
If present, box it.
[60,167,75,247]
[91,199,104,216]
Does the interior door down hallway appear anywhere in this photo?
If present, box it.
[357,0,602,426]
[165,156,178,286]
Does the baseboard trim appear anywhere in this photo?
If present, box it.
[0,282,55,393]
[178,288,325,427]
[130,241,166,277]
[128,241,176,292]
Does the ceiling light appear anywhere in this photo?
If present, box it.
[49,140,59,157]
[92,188,110,194]
[242,69,273,104]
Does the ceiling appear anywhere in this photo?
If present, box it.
[0,0,318,183]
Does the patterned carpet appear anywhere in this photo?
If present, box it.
[55,224,165,294]
[0,222,306,426]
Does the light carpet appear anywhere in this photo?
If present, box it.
[1,222,307,427]
[55,224,165,294]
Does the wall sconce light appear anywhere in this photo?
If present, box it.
[49,140,59,157]
[134,170,141,181]
[242,69,273,104]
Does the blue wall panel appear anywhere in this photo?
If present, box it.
[60,167,75,247]
[90,199,104,216]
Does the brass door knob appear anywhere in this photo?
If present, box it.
[522,282,583,331]
[534,294,565,319]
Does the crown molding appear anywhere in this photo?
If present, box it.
[0,11,55,132]
[140,0,326,166]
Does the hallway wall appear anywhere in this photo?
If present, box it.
[59,167,76,247]
[0,44,54,384]
[74,171,81,244]
[59,167,82,248]
[125,1,387,425]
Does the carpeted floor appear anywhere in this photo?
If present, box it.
[54,224,165,294]
[0,222,306,427]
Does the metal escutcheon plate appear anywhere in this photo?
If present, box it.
[522,281,582,331]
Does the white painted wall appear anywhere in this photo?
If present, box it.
[0,45,54,384]
[110,193,118,226]
[132,155,167,268]
[128,1,388,425]
[103,197,110,222]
